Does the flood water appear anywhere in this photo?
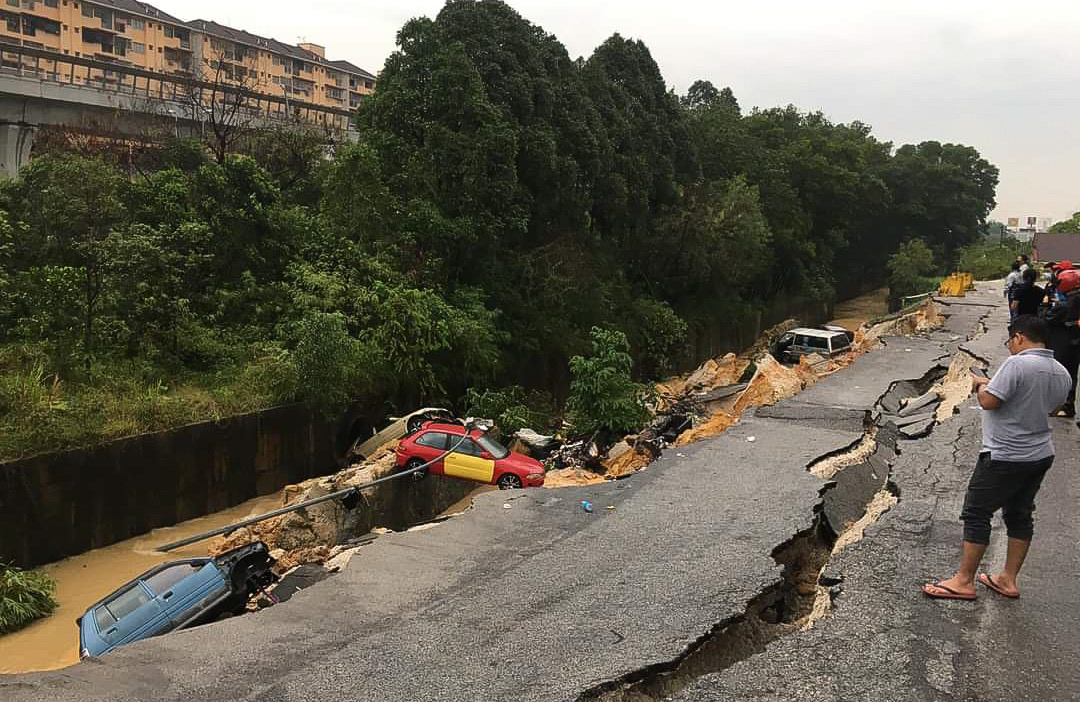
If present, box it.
[0,491,284,673]
[830,288,890,331]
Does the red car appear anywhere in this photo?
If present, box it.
[395,422,546,489]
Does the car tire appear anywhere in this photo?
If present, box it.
[497,473,523,490]
[407,458,427,480]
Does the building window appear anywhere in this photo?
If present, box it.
[128,17,144,30]
[80,2,91,16]
[6,0,19,7]
[93,7,113,30]
[130,41,144,53]
[45,0,58,6]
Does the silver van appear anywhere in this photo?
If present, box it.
[773,327,853,363]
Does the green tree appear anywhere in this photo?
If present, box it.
[289,312,369,414]
[0,155,127,369]
[1049,211,1080,234]
[566,327,651,435]
[887,238,939,300]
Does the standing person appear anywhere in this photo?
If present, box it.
[1045,268,1080,417]
[1011,268,1043,319]
[1004,261,1022,299]
[1017,254,1030,273]
[922,315,1070,600]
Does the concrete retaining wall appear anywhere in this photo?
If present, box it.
[0,404,339,568]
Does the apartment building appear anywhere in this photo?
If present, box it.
[0,0,375,110]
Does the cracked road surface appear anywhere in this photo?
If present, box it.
[6,284,1058,702]
[669,289,1080,702]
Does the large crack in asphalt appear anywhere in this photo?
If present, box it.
[578,350,968,702]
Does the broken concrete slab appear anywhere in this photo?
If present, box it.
[879,411,938,429]
[899,418,935,439]
[606,441,633,462]
[822,446,893,536]
[513,429,558,458]
[898,390,941,416]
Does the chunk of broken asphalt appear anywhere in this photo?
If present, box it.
[880,410,938,429]
[899,418,935,439]
[898,390,940,417]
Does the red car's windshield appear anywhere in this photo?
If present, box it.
[477,435,510,460]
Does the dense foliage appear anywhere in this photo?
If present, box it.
[1049,211,1080,234]
[0,0,999,458]
[0,565,57,634]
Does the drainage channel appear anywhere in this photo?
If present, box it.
[578,364,955,702]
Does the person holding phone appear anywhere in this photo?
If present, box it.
[923,315,1070,601]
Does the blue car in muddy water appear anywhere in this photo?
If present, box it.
[77,542,276,660]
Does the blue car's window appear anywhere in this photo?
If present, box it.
[144,563,201,595]
[107,585,151,621]
[94,606,117,632]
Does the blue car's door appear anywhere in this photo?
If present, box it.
[145,560,228,628]
[96,582,166,649]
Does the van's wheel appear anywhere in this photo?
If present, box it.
[407,458,427,481]
[497,473,522,490]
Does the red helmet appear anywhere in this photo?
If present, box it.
[1057,268,1080,294]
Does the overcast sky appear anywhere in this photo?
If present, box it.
[167,0,1080,223]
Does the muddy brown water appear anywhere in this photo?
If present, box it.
[830,288,889,331]
[0,491,284,673]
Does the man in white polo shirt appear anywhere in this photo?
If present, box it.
[923,314,1071,600]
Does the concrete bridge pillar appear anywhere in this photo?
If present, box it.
[0,123,35,178]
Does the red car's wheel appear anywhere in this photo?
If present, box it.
[407,458,428,481]
[497,473,523,490]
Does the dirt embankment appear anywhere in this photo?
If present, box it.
[209,443,405,571]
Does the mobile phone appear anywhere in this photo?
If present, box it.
[970,366,989,379]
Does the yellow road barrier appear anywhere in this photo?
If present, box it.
[938,272,974,297]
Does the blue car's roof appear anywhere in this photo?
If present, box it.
[76,557,212,627]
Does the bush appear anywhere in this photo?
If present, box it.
[290,312,369,416]
[628,298,689,379]
[565,327,652,436]
[0,565,58,634]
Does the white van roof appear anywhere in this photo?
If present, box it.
[789,327,846,338]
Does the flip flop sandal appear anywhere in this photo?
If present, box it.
[922,582,977,600]
[978,573,1020,599]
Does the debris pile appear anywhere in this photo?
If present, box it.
[209,443,403,572]
[536,298,943,485]
[731,354,807,416]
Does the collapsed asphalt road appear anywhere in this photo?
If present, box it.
[2,284,1036,702]
[666,291,1080,702]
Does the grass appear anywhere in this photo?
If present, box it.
[0,348,297,462]
[0,565,58,634]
